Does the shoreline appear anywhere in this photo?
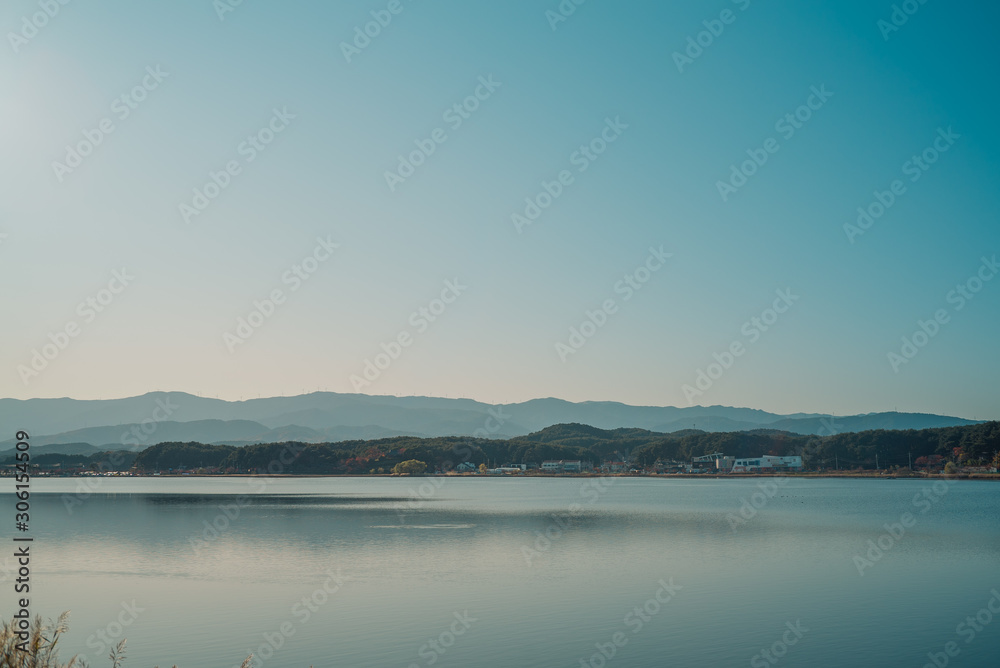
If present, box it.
[15,471,1000,481]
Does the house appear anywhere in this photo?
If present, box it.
[455,462,477,473]
[601,461,627,473]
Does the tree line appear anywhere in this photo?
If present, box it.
[111,421,1000,474]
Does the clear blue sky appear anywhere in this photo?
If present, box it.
[1,0,997,419]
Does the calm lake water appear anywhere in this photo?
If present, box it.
[2,476,999,667]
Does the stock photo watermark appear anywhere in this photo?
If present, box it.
[878,0,931,40]
[349,278,467,391]
[844,126,959,244]
[179,107,295,223]
[749,620,809,667]
[17,269,135,386]
[672,0,752,73]
[75,600,145,667]
[852,475,958,576]
[725,477,790,533]
[223,236,340,353]
[576,578,682,667]
[7,0,75,53]
[190,496,252,555]
[886,254,996,372]
[681,288,798,404]
[62,395,180,513]
[521,477,616,566]
[555,246,671,362]
[214,0,247,22]
[716,85,833,202]
[920,588,1000,668]
[340,0,417,63]
[511,116,628,234]
[51,66,169,183]
[240,568,351,668]
[545,0,591,31]
[384,75,502,192]
[190,443,308,555]
[394,408,509,524]
[406,611,477,668]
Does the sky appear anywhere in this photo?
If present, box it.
[1,0,997,419]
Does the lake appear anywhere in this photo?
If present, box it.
[3,476,999,667]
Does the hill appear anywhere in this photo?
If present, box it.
[113,421,1000,475]
[0,392,984,455]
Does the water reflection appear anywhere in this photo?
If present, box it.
[3,478,998,668]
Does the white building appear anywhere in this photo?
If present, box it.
[731,455,802,473]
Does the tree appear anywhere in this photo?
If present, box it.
[392,459,427,475]
[944,461,958,475]
[478,463,487,474]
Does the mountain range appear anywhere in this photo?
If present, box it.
[0,391,983,454]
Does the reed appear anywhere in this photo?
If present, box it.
[0,614,262,668]
[1,612,76,668]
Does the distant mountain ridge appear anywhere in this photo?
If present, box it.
[0,391,983,453]
[0,419,422,451]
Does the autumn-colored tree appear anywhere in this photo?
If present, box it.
[392,459,427,475]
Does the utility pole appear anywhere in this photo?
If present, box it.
[908,452,912,469]
[876,453,879,470]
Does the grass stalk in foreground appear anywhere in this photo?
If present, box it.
[1,613,262,668]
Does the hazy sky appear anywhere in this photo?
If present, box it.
[1,0,997,419]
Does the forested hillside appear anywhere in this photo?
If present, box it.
[97,421,999,474]
[9,421,996,474]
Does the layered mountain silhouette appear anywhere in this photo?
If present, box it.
[0,391,981,453]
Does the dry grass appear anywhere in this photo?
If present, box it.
[0,612,78,668]
[1,613,258,668]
